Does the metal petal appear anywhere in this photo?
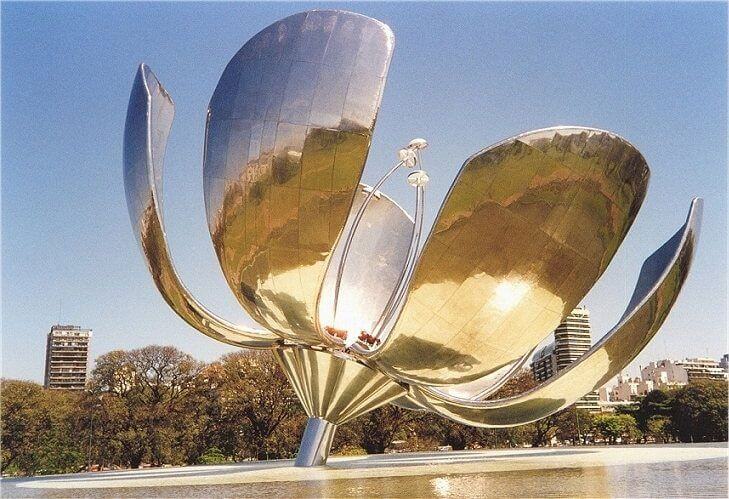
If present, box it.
[203,11,394,345]
[424,349,535,401]
[318,185,414,347]
[372,127,650,385]
[407,198,702,426]
[123,64,279,349]
[273,347,406,425]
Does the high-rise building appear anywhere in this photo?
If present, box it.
[531,344,557,382]
[675,357,728,382]
[530,306,599,412]
[553,307,593,370]
[43,325,92,390]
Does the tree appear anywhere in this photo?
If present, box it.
[1,380,46,473]
[625,389,673,441]
[417,413,482,451]
[553,407,593,445]
[593,414,622,444]
[592,414,640,444]
[670,380,728,443]
[530,414,558,447]
[352,405,421,454]
[646,416,673,443]
[1,380,85,476]
[87,345,206,467]
[617,414,642,443]
[213,351,305,460]
[30,389,86,475]
[486,369,540,448]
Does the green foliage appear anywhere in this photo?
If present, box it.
[1,380,85,475]
[84,345,208,468]
[210,351,306,460]
[626,388,673,441]
[592,413,641,444]
[646,416,673,443]
[196,447,227,465]
[1,380,45,473]
[552,408,594,445]
[3,360,727,477]
[670,380,728,443]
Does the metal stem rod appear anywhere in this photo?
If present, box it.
[368,190,420,339]
[332,160,404,322]
[294,417,337,467]
[374,184,426,339]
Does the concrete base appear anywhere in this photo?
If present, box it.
[295,417,337,467]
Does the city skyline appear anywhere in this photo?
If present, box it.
[2,2,726,383]
[13,319,729,386]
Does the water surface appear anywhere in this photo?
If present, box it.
[3,447,726,497]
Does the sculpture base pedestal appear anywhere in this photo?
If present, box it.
[274,347,407,467]
[295,417,337,467]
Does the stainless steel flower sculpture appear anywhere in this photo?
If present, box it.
[124,10,702,466]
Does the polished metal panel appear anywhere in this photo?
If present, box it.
[203,11,395,346]
[332,163,404,328]
[295,417,337,467]
[408,199,702,426]
[273,346,406,425]
[427,349,535,401]
[370,127,650,385]
[123,64,279,349]
[319,186,413,347]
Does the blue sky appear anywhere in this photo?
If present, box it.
[2,2,726,383]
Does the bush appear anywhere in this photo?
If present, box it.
[196,447,227,465]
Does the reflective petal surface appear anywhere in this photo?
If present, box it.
[426,350,535,401]
[203,11,394,345]
[123,65,279,348]
[273,347,406,425]
[318,185,414,347]
[372,127,650,385]
[408,199,701,426]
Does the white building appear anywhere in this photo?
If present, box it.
[718,354,728,372]
[606,356,728,402]
[610,373,654,402]
[675,357,728,381]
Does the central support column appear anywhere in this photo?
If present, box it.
[295,417,337,467]
[273,347,407,467]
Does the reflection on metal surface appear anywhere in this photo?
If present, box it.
[295,417,337,467]
[408,199,702,426]
[203,11,394,346]
[124,9,703,466]
[326,140,430,351]
[428,348,535,401]
[123,64,279,349]
[273,347,406,424]
[319,186,413,348]
[371,127,650,385]
[332,162,404,328]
